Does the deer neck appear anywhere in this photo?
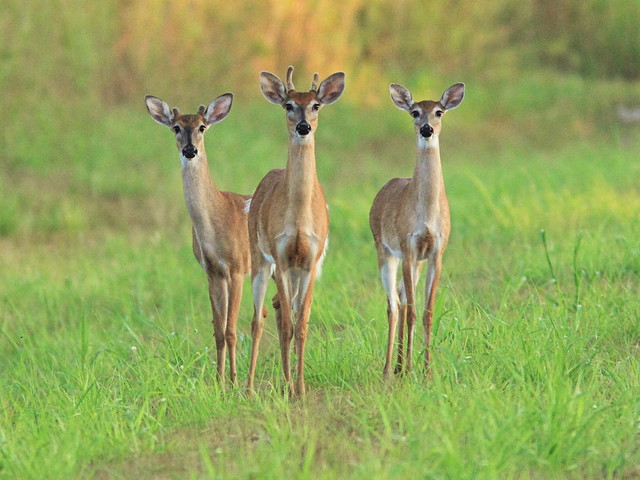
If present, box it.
[180,152,221,226]
[283,137,318,225]
[410,136,444,211]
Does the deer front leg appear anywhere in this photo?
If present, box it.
[379,255,400,379]
[226,273,243,387]
[274,270,294,394]
[207,274,229,386]
[293,267,317,397]
[423,254,443,373]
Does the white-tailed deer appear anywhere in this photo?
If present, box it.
[247,66,345,396]
[145,93,250,387]
[369,82,465,378]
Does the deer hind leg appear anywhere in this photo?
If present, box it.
[379,254,400,379]
[226,273,243,387]
[247,261,273,393]
[395,282,407,375]
[423,254,443,373]
[271,290,281,339]
[207,274,229,386]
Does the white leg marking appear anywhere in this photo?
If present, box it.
[398,282,407,306]
[380,256,400,314]
[315,236,329,279]
[291,269,313,315]
[252,262,272,313]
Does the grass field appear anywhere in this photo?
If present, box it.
[1,71,640,479]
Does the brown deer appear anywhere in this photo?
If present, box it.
[145,93,249,387]
[247,66,345,396]
[369,82,465,378]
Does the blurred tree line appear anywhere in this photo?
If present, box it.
[2,0,639,111]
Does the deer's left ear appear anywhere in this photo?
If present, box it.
[204,93,233,125]
[440,83,465,111]
[317,72,345,105]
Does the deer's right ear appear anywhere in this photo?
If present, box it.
[260,72,287,105]
[145,95,174,126]
[389,84,413,112]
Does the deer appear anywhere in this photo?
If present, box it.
[247,66,345,396]
[369,82,465,378]
[145,93,250,388]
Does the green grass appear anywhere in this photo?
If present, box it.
[1,74,640,479]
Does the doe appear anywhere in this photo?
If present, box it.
[145,93,250,387]
[369,82,465,377]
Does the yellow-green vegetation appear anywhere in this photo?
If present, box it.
[2,1,640,479]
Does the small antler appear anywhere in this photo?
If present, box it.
[197,105,206,115]
[310,73,320,92]
[172,107,180,117]
[286,66,295,92]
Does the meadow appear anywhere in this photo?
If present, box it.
[1,67,639,479]
[2,1,640,478]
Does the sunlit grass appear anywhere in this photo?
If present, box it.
[2,84,640,480]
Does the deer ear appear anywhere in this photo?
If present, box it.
[440,83,465,110]
[260,72,287,105]
[317,72,345,105]
[389,84,413,112]
[204,93,233,125]
[145,95,174,126]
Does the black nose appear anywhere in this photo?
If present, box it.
[420,125,434,138]
[296,122,312,136]
[182,145,197,158]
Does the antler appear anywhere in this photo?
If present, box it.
[197,105,206,115]
[310,73,320,92]
[172,107,180,117]
[286,65,295,92]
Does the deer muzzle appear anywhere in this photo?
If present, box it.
[182,145,198,159]
[419,124,434,138]
[296,121,312,136]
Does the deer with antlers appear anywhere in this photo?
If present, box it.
[369,82,465,378]
[145,93,250,387]
[247,66,345,396]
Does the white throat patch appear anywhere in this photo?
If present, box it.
[180,154,200,169]
[418,135,439,150]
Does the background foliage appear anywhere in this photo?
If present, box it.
[3,0,640,109]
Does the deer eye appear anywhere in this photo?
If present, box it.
[312,103,320,111]
[435,110,444,117]
[411,111,419,118]
[199,125,206,132]
[284,104,294,112]
[173,125,180,133]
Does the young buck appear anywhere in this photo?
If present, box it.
[247,66,345,396]
[145,93,250,387]
[369,82,465,378]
